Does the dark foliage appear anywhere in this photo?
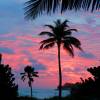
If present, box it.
[71,66,100,100]
[0,54,18,100]
[24,0,100,19]
[39,19,82,57]
[21,65,39,87]
[18,96,38,100]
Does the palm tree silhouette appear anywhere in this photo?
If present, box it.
[20,65,39,98]
[25,0,100,19]
[39,19,82,99]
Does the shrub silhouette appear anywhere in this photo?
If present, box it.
[71,66,100,99]
[0,54,18,100]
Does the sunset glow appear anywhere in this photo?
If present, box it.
[0,0,100,89]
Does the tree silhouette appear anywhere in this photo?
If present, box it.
[0,53,2,64]
[0,54,18,100]
[87,66,100,80]
[39,19,82,100]
[20,65,39,98]
[24,0,100,19]
[71,66,100,100]
[87,66,100,97]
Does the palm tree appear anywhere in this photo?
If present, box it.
[24,0,100,19]
[20,65,39,98]
[39,19,82,99]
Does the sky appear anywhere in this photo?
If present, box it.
[0,0,100,90]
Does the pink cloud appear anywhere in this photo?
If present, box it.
[0,18,100,88]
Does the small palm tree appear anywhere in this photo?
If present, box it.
[20,66,39,98]
[39,19,82,99]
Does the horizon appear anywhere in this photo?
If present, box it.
[0,0,100,91]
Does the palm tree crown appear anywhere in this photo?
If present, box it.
[25,0,100,19]
[21,66,38,87]
[39,19,82,56]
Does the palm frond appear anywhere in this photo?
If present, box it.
[66,36,82,50]
[20,73,25,75]
[40,42,55,49]
[32,73,39,77]
[21,75,26,81]
[64,31,72,35]
[39,43,44,49]
[64,29,78,36]
[40,38,55,49]
[40,38,55,44]
[61,0,100,12]
[54,19,61,26]
[91,0,100,11]
[25,0,100,20]
[62,19,69,25]
[63,42,74,57]
[44,25,55,32]
[25,0,60,19]
[62,19,69,28]
[39,31,54,37]
[66,29,78,32]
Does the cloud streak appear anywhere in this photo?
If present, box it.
[0,0,100,89]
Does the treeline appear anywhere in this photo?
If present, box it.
[0,54,18,100]
[0,54,38,100]
[0,53,100,100]
[70,66,100,100]
[46,66,100,100]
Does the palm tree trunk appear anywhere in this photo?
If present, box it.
[30,83,32,98]
[57,44,62,100]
